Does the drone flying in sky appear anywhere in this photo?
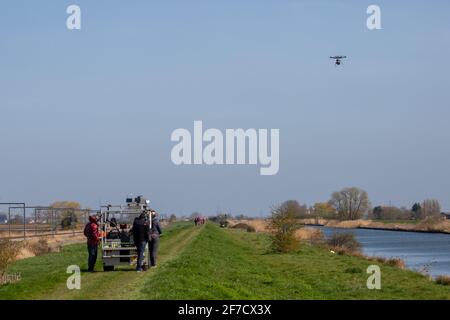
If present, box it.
[330,55,347,66]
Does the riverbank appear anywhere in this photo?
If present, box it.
[228,218,450,235]
[228,219,450,278]
[301,218,450,234]
[314,225,450,278]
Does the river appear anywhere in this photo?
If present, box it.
[313,226,450,277]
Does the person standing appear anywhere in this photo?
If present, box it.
[83,215,101,272]
[132,212,150,272]
[148,211,162,268]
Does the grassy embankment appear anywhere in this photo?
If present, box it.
[1,222,449,299]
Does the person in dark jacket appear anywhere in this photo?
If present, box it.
[132,213,150,272]
[148,211,162,268]
[84,216,101,272]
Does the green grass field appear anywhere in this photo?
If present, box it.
[1,222,449,300]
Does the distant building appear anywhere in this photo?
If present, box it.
[440,212,450,220]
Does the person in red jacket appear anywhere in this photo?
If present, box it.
[84,215,101,272]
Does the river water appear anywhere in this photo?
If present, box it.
[314,226,450,277]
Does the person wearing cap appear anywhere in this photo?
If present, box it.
[148,211,162,268]
[83,216,101,272]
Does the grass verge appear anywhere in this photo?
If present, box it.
[137,223,450,299]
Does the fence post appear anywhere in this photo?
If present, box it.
[8,207,11,238]
[53,209,56,236]
[72,209,75,236]
[23,206,26,240]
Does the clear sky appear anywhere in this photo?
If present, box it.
[1,0,450,216]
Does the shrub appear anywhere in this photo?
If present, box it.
[435,275,450,286]
[231,223,248,230]
[29,238,51,256]
[326,232,361,254]
[307,229,325,245]
[386,258,405,269]
[366,256,405,269]
[295,228,325,245]
[370,256,387,263]
[268,202,302,253]
[61,217,73,230]
[231,223,256,233]
[418,215,445,231]
[0,239,22,276]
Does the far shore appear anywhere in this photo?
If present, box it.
[228,218,450,235]
[300,218,450,234]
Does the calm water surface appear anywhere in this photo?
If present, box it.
[315,226,450,277]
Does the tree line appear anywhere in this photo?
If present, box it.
[275,187,445,221]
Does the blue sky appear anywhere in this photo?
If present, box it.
[1,1,450,215]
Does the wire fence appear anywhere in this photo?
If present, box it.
[0,203,93,240]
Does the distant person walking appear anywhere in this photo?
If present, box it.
[148,211,162,268]
[132,212,150,272]
[84,215,101,272]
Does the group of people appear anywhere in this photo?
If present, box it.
[194,216,206,226]
[83,211,163,272]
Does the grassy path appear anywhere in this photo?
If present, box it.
[0,222,202,300]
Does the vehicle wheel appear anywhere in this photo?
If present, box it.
[103,265,114,272]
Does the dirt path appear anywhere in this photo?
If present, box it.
[42,223,203,300]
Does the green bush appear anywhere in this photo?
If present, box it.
[268,202,302,253]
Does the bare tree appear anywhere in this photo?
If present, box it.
[421,199,441,218]
[329,187,370,220]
